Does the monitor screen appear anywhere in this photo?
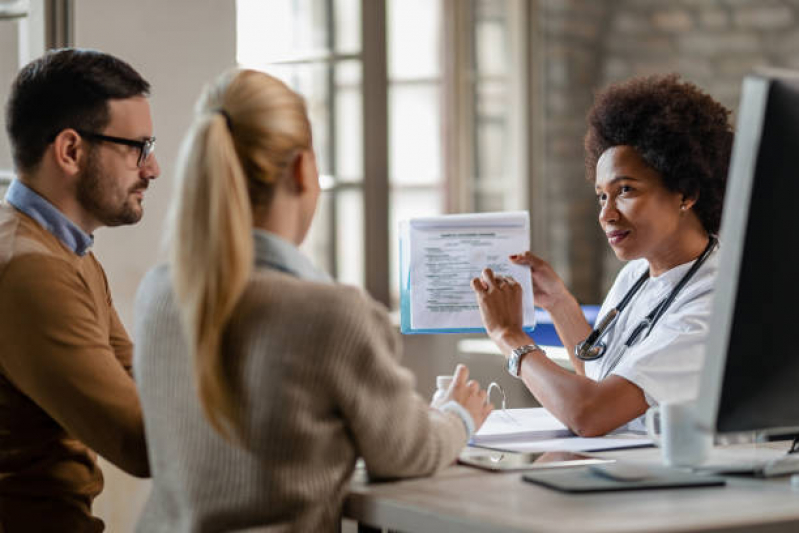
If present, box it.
[697,71,799,436]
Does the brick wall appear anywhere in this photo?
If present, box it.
[536,0,610,303]
[538,0,799,301]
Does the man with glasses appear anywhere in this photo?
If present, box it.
[0,48,158,531]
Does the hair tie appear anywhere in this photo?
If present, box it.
[215,108,233,131]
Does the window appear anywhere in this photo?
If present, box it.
[0,0,65,197]
[387,0,444,307]
[237,0,364,287]
[236,0,529,308]
[0,2,30,195]
[470,0,528,212]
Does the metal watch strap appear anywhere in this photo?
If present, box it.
[507,343,543,378]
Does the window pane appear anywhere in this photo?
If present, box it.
[0,20,21,173]
[389,83,441,186]
[475,120,507,185]
[301,190,334,275]
[336,188,364,286]
[475,20,508,76]
[474,191,505,212]
[475,80,508,188]
[388,0,441,80]
[474,0,509,76]
[476,79,508,117]
[237,0,329,66]
[334,0,360,54]
[266,63,332,177]
[389,188,442,306]
[335,61,362,182]
[471,0,517,213]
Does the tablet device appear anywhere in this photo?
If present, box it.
[522,463,726,493]
[458,448,614,472]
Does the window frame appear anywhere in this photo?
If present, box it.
[1,0,72,192]
[236,0,534,309]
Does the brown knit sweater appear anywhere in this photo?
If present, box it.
[134,238,467,532]
[0,203,148,532]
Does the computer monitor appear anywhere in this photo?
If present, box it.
[696,70,799,439]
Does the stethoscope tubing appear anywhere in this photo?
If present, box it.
[575,235,718,363]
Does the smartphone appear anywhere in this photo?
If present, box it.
[457,448,615,472]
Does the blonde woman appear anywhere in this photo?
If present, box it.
[133,69,492,532]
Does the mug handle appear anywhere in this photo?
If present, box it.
[645,405,661,446]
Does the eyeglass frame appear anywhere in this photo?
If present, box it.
[75,130,156,168]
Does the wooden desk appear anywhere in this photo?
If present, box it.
[345,443,799,533]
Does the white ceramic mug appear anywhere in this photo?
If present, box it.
[645,401,712,467]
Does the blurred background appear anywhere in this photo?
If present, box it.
[2,0,799,530]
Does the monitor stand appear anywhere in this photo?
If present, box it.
[760,436,799,477]
[760,450,799,477]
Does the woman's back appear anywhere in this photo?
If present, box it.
[135,233,466,532]
[134,69,489,532]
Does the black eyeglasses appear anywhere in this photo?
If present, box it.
[76,130,156,168]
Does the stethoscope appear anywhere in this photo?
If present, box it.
[574,235,718,362]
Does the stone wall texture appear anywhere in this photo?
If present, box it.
[539,0,799,301]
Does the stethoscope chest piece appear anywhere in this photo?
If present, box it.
[575,340,607,361]
[574,307,620,361]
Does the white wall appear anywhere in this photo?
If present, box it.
[73,1,236,530]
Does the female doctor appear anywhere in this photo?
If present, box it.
[472,74,734,436]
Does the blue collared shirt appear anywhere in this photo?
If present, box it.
[5,180,94,256]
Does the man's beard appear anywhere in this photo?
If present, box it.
[76,149,144,227]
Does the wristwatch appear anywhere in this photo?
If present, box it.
[507,343,543,378]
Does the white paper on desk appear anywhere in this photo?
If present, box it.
[470,408,653,452]
[408,211,535,330]
[488,436,654,453]
[472,407,572,445]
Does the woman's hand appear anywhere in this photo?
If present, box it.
[471,268,525,345]
[509,251,570,312]
[440,364,493,431]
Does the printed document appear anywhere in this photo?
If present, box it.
[471,408,653,453]
[399,211,536,333]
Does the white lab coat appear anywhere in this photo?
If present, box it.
[585,247,719,432]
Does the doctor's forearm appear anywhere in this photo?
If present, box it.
[511,348,646,436]
[518,352,602,435]
[493,330,636,435]
[493,331,598,432]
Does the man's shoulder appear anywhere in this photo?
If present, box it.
[0,204,71,265]
[0,252,85,300]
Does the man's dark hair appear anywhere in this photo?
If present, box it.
[5,48,150,174]
[584,74,734,235]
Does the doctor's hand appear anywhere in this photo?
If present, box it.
[471,268,525,345]
[441,364,493,432]
[509,251,570,312]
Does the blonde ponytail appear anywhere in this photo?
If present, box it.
[169,70,311,440]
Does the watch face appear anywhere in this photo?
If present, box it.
[507,354,519,377]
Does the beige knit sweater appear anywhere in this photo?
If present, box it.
[134,237,466,532]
